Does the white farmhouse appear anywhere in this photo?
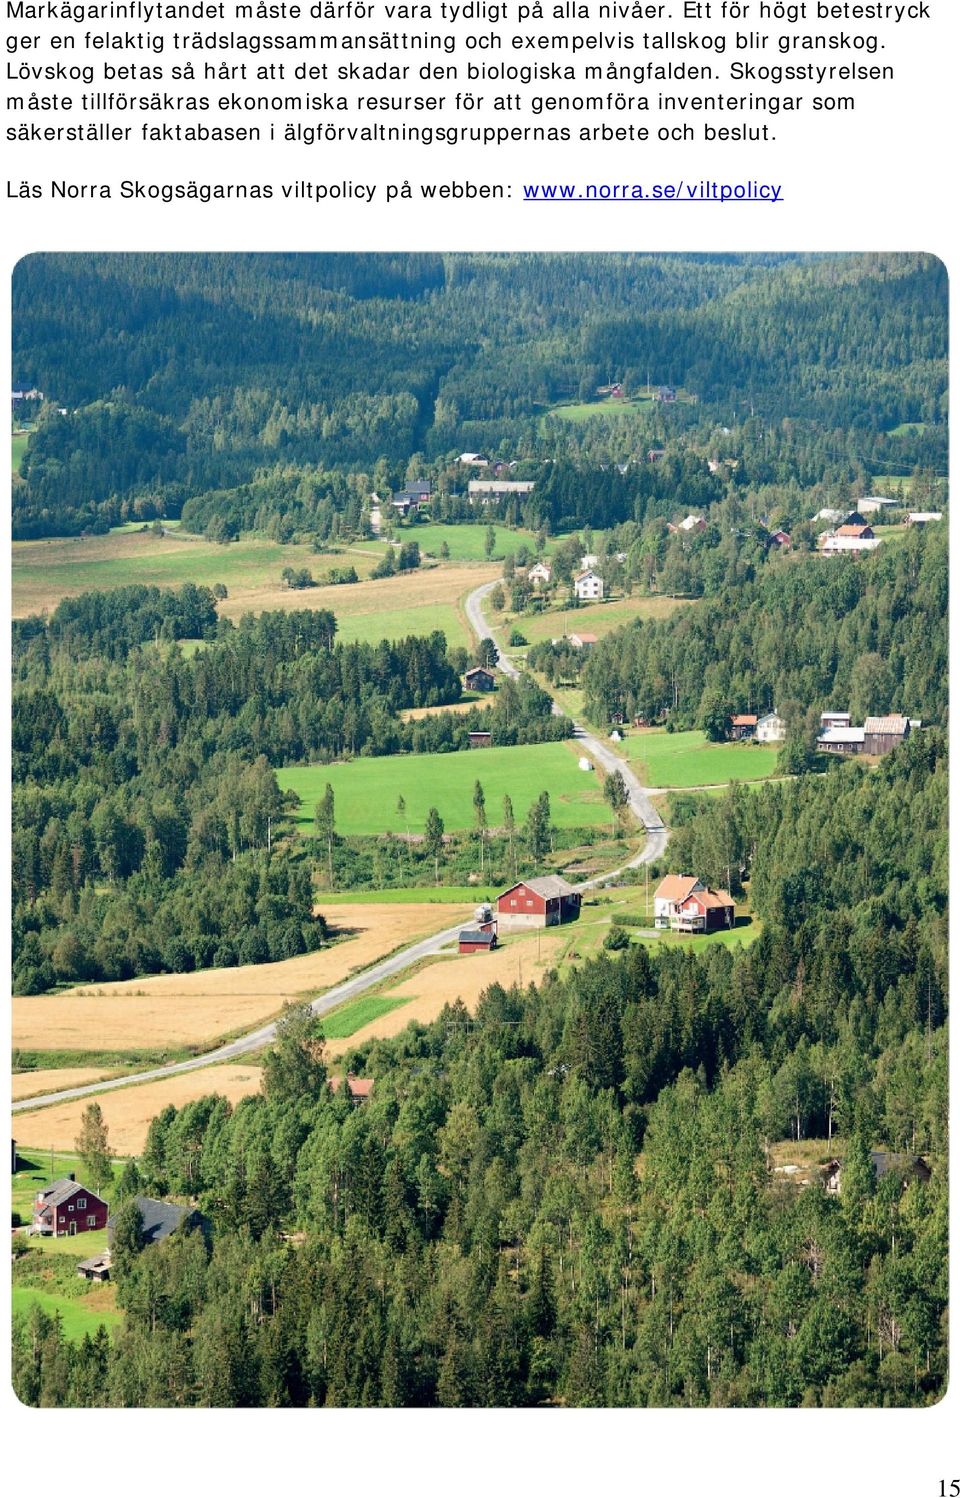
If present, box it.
[756,711,787,743]
[574,569,604,601]
[528,561,552,587]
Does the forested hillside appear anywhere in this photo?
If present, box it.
[578,526,947,732]
[14,732,947,1408]
[12,252,947,536]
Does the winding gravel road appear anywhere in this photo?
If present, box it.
[14,576,668,1116]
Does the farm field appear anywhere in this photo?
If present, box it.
[11,530,340,618]
[279,740,608,836]
[12,902,469,1051]
[13,1066,127,1102]
[318,886,498,905]
[12,1063,265,1155]
[544,396,654,424]
[400,693,491,722]
[507,592,690,646]
[12,1286,123,1341]
[623,729,780,788]
[215,559,496,649]
[374,523,544,561]
[324,929,568,1059]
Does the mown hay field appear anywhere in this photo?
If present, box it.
[279,740,608,837]
[512,592,689,645]
[11,902,469,1051]
[215,559,497,648]
[324,928,567,1058]
[12,1064,264,1155]
[13,1067,125,1102]
[11,530,352,617]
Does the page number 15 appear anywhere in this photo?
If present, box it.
[938,1484,960,1497]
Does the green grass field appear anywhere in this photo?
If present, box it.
[320,886,498,904]
[623,729,780,788]
[545,396,654,424]
[12,532,345,616]
[320,994,411,1039]
[378,524,544,561]
[12,1286,123,1339]
[279,741,607,836]
[12,430,30,473]
[512,593,689,646]
[332,599,468,648]
[885,422,928,437]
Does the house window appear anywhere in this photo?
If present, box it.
[68,1204,74,1212]
[87,1216,97,1227]
[525,899,534,907]
[78,1198,86,1208]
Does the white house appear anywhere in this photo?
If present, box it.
[459,453,488,465]
[677,514,706,533]
[907,511,943,525]
[653,875,704,929]
[528,561,552,587]
[857,497,899,514]
[756,712,787,743]
[574,569,604,601]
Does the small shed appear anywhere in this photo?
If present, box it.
[468,731,493,749]
[728,714,758,740]
[458,928,497,954]
[77,1253,112,1283]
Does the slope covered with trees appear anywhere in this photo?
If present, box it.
[13,733,947,1407]
[13,253,947,537]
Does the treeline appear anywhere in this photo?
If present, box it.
[13,252,947,537]
[573,527,947,731]
[13,583,220,664]
[13,736,947,1407]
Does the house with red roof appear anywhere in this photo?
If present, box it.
[654,876,735,934]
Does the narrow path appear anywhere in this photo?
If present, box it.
[14,579,669,1117]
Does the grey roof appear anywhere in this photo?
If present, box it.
[459,928,495,945]
[521,875,577,900]
[870,1151,930,1179]
[77,1253,111,1271]
[863,715,910,736]
[37,1177,101,1209]
[108,1195,189,1245]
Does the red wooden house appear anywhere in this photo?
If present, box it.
[33,1176,108,1238]
[674,887,736,934]
[497,876,581,930]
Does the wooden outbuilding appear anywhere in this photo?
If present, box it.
[464,666,496,692]
[497,876,581,930]
[458,927,497,953]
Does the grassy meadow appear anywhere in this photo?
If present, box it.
[377,523,545,561]
[505,592,689,646]
[623,729,780,788]
[12,430,30,473]
[11,530,345,617]
[279,741,608,836]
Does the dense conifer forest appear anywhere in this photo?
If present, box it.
[12,252,947,536]
[13,733,947,1407]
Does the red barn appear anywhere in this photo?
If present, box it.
[33,1176,109,1237]
[459,927,497,953]
[497,876,581,930]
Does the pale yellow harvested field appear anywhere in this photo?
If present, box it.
[12,1067,124,1102]
[12,903,470,1052]
[12,1065,264,1155]
[400,697,492,722]
[325,929,565,1058]
[216,561,498,626]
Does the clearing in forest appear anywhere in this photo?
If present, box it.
[279,740,608,837]
[510,592,690,645]
[11,902,469,1051]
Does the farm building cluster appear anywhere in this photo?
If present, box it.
[816,711,917,757]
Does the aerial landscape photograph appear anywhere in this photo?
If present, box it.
[8,250,948,1408]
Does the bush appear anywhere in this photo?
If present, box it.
[509,628,528,646]
[603,926,630,950]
